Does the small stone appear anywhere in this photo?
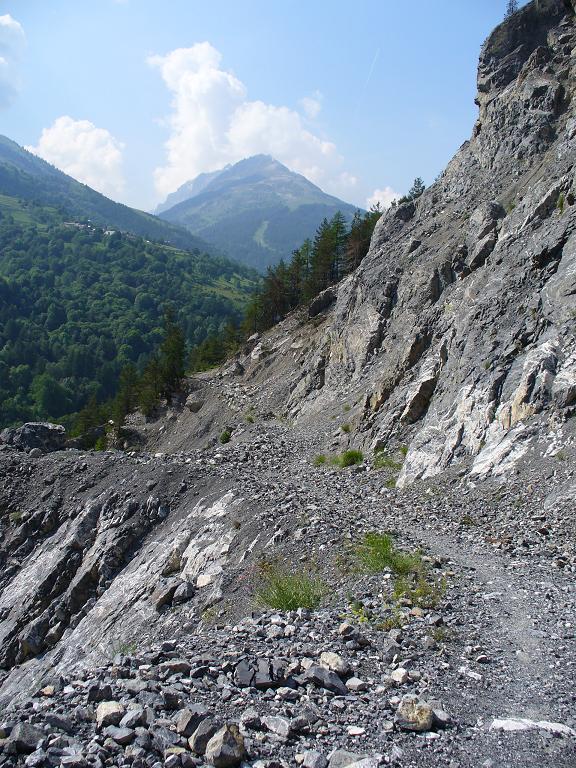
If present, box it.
[96,702,126,729]
[319,652,350,676]
[390,668,409,685]
[304,665,348,695]
[328,750,366,768]
[346,677,368,692]
[205,724,246,768]
[103,726,135,745]
[262,716,292,738]
[159,659,192,675]
[240,708,261,730]
[395,694,434,732]
[302,751,328,768]
[120,708,145,729]
[176,706,210,737]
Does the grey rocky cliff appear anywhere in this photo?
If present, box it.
[199,0,576,489]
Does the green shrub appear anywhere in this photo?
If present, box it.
[313,454,327,466]
[399,445,409,457]
[557,193,565,214]
[219,429,232,444]
[255,563,326,610]
[341,423,351,433]
[331,449,364,468]
[354,532,422,576]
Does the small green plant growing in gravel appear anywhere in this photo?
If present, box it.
[375,608,405,632]
[245,413,255,424]
[341,423,352,434]
[9,510,23,525]
[460,514,477,526]
[255,562,327,611]
[555,450,567,461]
[399,445,409,457]
[557,193,565,214]
[393,573,446,609]
[373,449,402,471]
[313,454,327,466]
[331,449,364,468]
[354,532,422,576]
[385,477,397,489]
[343,404,351,413]
[219,429,232,444]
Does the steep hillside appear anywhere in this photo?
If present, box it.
[0,215,258,427]
[0,136,214,253]
[158,155,359,270]
[0,4,575,767]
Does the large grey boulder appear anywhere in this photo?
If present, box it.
[0,422,66,453]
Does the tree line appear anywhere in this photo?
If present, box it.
[241,207,382,334]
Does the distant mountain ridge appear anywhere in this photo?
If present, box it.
[157,155,360,271]
[0,135,214,253]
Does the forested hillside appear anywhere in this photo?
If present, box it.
[0,135,214,253]
[0,206,258,427]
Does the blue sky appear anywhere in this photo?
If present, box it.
[0,0,526,211]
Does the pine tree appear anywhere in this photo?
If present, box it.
[505,0,519,17]
[138,355,163,416]
[408,177,425,200]
[330,211,349,283]
[112,364,139,430]
[158,308,186,400]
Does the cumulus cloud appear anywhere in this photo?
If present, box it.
[366,186,400,210]
[149,43,356,201]
[0,14,25,108]
[27,116,125,199]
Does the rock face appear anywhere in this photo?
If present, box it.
[198,0,576,489]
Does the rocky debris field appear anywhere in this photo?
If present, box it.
[0,412,575,768]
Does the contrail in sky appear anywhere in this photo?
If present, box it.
[353,47,381,119]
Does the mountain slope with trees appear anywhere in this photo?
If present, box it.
[0,135,215,253]
[158,155,361,271]
[0,208,258,428]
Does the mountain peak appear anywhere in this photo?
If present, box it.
[157,156,359,271]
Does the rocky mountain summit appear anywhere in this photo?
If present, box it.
[1,2,576,768]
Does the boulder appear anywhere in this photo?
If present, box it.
[205,724,246,767]
[0,422,66,453]
[7,723,44,754]
[96,701,125,729]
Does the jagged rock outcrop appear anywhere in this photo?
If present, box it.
[205,0,576,488]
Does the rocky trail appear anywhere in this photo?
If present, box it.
[0,407,575,768]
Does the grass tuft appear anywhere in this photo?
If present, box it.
[219,429,232,444]
[354,532,422,575]
[255,563,326,611]
[331,449,364,468]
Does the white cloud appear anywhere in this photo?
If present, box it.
[300,92,322,120]
[366,186,400,210]
[0,14,25,108]
[27,116,126,199]
[149,43,356,202]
